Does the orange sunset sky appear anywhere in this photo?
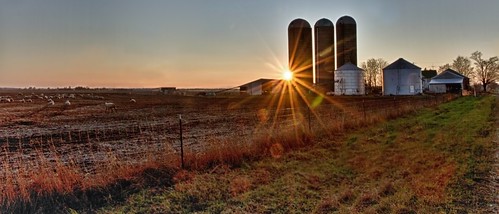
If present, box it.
[0,0,498,88]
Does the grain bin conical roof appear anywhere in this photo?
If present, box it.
[336,62,363,71]
[384,58,421,70]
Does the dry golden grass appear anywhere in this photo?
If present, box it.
[0,94,464,212]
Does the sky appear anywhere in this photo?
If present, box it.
[0,0,498,88]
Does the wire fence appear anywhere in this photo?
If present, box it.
[0,94,459,178]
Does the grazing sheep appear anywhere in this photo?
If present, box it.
[130,99,136,103]
[26,99,33,103]
[0,97,12,103]
[47,99,55,105]
[64,100,71,106]
[104,102,116,112]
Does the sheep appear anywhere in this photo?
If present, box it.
[130,98,136,103]
[64,100,71,106]
[104,102,116,112]
[26,99,33,103]
[0,97,10,103]
[47,99,55,105]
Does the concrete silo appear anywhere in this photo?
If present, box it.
[336,16,357,67]
[334,62,364,95]
[288,19,313,88]
[314,18,335,92]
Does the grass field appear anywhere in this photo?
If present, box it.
[97,95,497,213]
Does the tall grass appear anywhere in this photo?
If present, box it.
[99,95,495,213]
[0,94,460,212]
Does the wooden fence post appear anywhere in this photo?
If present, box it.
[179,114,184,169]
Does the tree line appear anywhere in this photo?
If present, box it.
[361,51,499,92]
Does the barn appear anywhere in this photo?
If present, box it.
[334,63,365,95]
[239,79,281,95]
[428,68,470,94]
[382,58,422,95]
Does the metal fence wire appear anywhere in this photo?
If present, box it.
[0,94,458,175]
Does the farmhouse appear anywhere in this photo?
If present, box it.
[428,68,470,94]
[239,79,281,95]
[334,63,365,95]
[382,58,422,95]
[160,87,176,95]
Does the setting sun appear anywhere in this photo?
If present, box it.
[282,70,293,81]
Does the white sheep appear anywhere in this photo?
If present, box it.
[47,99,55,105]
[130,99,136,103]
[104,102,116,112]
[64,100,71,106]
[26,99,33,103]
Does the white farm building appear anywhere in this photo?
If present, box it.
[334,63,365,95]
[239,79,281,95]
[428,68,470,94]
[383,58,422,96]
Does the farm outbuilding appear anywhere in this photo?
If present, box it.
[239,79,281,95]
[160,87,176,94]
[421,69,437,92]
[334,63,365,95]
[428,68,469,94]
[382,58,422,96]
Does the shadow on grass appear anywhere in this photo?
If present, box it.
[1,167,175,213]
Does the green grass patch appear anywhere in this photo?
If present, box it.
[98,95,496,213]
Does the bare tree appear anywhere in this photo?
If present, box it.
[470,51,499,92]
[452,56,474,78]
[376,59,388,86]
[361,58,387,90]
[438,63,451,73]
[361,59,377,89]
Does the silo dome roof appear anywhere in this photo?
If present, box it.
[315,18,334,27]
[336,16,356,25]
[289,18,311,28]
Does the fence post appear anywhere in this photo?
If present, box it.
[179,114,184,169]
[362,99,366,122]
[393,97,396,115]
[308,105,311,132]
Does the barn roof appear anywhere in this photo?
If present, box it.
[239,78,278,87]
[433,69,468,80]
[336,62,363,71]
[384,58,421,70]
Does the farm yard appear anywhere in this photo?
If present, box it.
[0,89,471,211]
